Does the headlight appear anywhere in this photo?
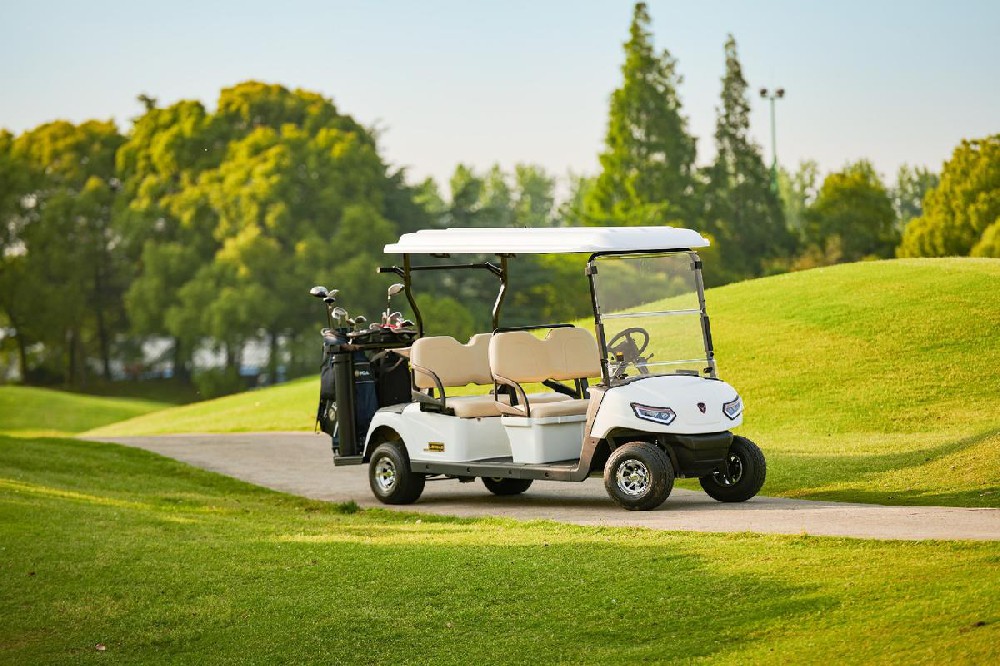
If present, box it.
[631,402,677,426]
[723,396,742,420]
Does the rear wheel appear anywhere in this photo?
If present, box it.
[603,442,674,511]
[368,441,425,505]
[699,436,766,502]
[482,477,533,496]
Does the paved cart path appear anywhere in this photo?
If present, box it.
[85,432,1000,541]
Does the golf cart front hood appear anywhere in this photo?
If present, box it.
[591,375,743,438]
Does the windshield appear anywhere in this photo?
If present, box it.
[591,251,713,383]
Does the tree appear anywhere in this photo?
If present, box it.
[0,130,32,378]
[445,164,483,228]
[477,165,515,228]
[116,81,420,386]
[2,121,125,385]
[411,177,447,228]
[892,164,938,231]
[778,160,820,239]
[584,2,697,226]
[897,135,999,257]
[804,161,897,263]
[703,35,793,280]
[558,172,596,228]
[115,97,221,380]
[512,164,556,227]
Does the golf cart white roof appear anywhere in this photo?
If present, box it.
[384,226,710,255]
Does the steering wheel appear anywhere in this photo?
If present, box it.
[607,327,651,376]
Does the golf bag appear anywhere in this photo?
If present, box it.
[370,349,411,407]
[316,332,377,456]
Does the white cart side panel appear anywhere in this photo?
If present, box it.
[365,404,510,463]
[501,415,586,464]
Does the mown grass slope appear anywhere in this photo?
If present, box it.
[85,376,319,437]
[702,258,1000,506]
[1,436,997,664]
[85,258,1000,506]
[0,386,169,437]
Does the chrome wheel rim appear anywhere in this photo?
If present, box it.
[714,453,743,486]
[374,457,397,492]
[616,460,650,497]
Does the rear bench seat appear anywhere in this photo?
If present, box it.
[488,328,602,418]
[409,334,569,418]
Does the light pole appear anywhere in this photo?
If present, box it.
[759,87,785,192]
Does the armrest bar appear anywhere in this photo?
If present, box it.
[493,374,530,417]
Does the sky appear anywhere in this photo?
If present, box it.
[2,0,998,193]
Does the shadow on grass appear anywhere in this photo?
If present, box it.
[0,434,838,664]
[769,428,1000,507]
[319,540,834,664]
[793,486,1000,507]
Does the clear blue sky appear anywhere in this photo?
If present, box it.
[2,0,998,191]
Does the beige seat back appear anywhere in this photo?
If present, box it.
[489,328,601,384]
[410,333,492,389]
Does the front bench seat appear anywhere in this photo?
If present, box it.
[489,328,602,418]
[409,334,569,418]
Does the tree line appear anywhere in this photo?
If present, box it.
[1,2,995,393]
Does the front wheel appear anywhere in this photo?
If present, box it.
[604,442,674,511]
[699,436,766,502]
[368,441,425,505]
[482,477,533,496]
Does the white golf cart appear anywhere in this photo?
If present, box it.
[315,226,765,511]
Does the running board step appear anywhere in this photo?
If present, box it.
[333,455,364,467]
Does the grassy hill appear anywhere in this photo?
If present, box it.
[703,258,1000,506]
[0,386,170,436]
[85,258,1000,506]
[84,376,320,437]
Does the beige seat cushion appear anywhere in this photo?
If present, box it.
[524,398,591,418]
[449,391,570,418]
[449,396,504,418]
[489,328,601,383]
[410,334,492,389]
[523,392,571,404]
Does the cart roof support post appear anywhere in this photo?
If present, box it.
[491,255,509,331]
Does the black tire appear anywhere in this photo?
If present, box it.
[482,477,533,496]
[603,441,674,511]
[368,441,425,505]
[699,436,766,502]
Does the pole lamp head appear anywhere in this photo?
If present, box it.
[776,88,786,98]
[759,87,768,98]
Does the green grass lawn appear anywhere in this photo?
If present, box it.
[83,375,321,437]
[0,386,170,437]
[1,435,997,664]
[85,258,1000,508]
[705,258,1000,507]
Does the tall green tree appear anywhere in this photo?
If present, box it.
[0,130,32,378]
[512,164,556,228]
[115,97,222,380]
[892,165,938,232]
[777,160,820,239]
[804,161,897,262]
[2,121,124,385]
[118,81,415,385]
[897,135,999,257]
[445,164,483,228]
[477,165,515,228]
[585,2,697,226]
[558,172,596,228]
[703,35,793,280]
